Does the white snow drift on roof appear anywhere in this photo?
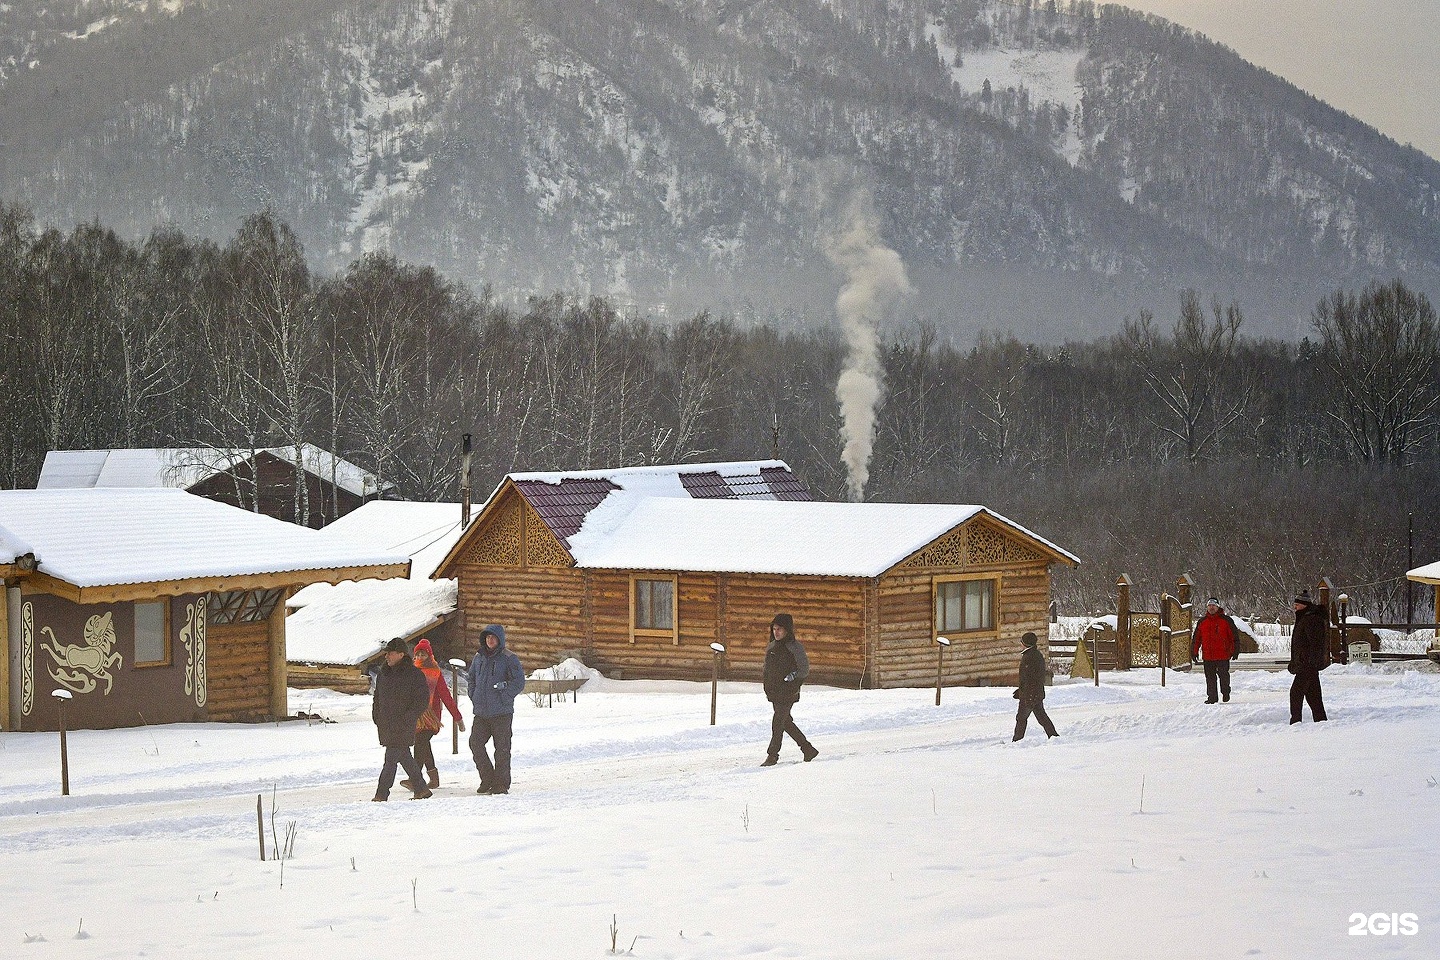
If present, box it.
[286,578,457,666]
[0,521,36,564]
[566,498,1076,577]
[37,445,387,497]
[1408,559,1440,584]
[0,489,408,588]
[309,500,463,581]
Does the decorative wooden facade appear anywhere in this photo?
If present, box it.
[1,489,409,731]
[435,464,1078,689]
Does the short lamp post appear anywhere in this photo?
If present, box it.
[448,658,467,754]
[934,636,951,706]
[1337,593,1349,664]
[709,642,726,725]
[52,689,73,796]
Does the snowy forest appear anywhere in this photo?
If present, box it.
[2,204,1436,622]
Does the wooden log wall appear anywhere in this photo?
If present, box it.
[206,621,273,720]
[289,663,371,694]
[456,566,589,670]
[875,562,1052,688]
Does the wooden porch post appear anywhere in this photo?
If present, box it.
[1317,576,1337,663]
[1116,574,1132,670]
[0,584,9,732]
[268,588,291,720]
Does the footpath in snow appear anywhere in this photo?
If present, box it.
[1,665,1437,958]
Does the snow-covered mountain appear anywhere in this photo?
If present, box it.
[2,0,1437,336]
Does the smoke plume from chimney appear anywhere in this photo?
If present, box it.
[825,191,911,501]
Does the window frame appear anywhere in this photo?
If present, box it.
[932,574,1000,639]
[133,599,172,668]
[629,574,679,645]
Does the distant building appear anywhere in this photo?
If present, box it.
[37,445,390,528]
[435,461,1079,688]
[0,489,409,731]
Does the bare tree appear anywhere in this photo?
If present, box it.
[1312,279,1440,466]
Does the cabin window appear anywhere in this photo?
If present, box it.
[134,601,170,666]
[934,577,997,635]
[630,576,678,644]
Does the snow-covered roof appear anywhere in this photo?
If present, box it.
[0,489,409,592]
[1408,560,1440,585]
[286,578,458,666]
[37,445,388,498]
[566,497,1077,577]
[307,500,463,581]
[286,501,465,666]
[0,522,36,565]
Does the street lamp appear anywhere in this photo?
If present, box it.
[934,636,951,706]
[448,658,467,754]
[709,642,725,725]
[51,689,73,796]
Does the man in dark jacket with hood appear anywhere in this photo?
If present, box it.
[1013,631,1058,741]
[1191,597,1241,703]
[372,637,433,800]
[466,624,525,794]
[761,613,818,766]
[1288,590,1329,723]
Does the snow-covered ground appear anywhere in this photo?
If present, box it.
[2,668,1437,957]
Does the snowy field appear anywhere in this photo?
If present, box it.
[2,666,1438,958]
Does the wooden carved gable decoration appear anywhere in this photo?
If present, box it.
[899,516,1047,570]
[458,488,573,568]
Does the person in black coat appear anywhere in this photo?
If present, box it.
[372,638,433,800]
[760,613,819,766]
[1288,590,1329,724]
[1013,632,1058,741]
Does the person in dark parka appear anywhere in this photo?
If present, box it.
[1013,631,1058,741]
[1288,590,1329,723]
[466,624,525,794]
[760,613,818,766]
[372,637,433,800]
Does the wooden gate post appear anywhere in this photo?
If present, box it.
[1176,573,1195,670]
[1116,574,1132,670]
[1159,594,1170,687]
[1317,576,1340,664]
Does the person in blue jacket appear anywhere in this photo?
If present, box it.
[466,624,525,794]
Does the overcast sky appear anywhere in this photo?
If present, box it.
[1119,0,1440,160]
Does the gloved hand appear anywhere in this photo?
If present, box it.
[1012,689,1021,700]
[493,681,507,690]
[458,719,466,732]
[1286,664,1295,675]
[783,671,797,683]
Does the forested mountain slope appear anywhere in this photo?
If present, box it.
[2,0,1436,336]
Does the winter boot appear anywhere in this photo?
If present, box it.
[426,768,440,789]
[411,787,433,800]
[802,746,819,762]
[399,778,415,790]
[760,755,778,767]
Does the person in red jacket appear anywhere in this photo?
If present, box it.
[402,638,465,791]
[1191,597,1240,704]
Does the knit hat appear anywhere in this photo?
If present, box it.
[1206,597,1220,606]
[1021,631,1038,647]
[1293,589,1313,606]
[770,613,795,636]
[383,637,408,655]
[413,638,434,660]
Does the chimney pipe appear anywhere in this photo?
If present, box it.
[460,433,473,528]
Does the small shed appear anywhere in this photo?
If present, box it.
[37,445,390,528]
[1,489,409,731]
[1406,560,1440,649]
[287,501,466,692]
[435,462,1078,688]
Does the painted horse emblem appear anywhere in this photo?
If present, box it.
[41,611,124,695]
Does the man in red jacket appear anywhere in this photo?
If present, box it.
[1191,597,1240,704]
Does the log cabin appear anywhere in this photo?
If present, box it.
[435,461,1079,688]
[37,444,390,528]
[1,489,409,731]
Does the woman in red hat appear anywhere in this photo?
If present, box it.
[404,638,466,790]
